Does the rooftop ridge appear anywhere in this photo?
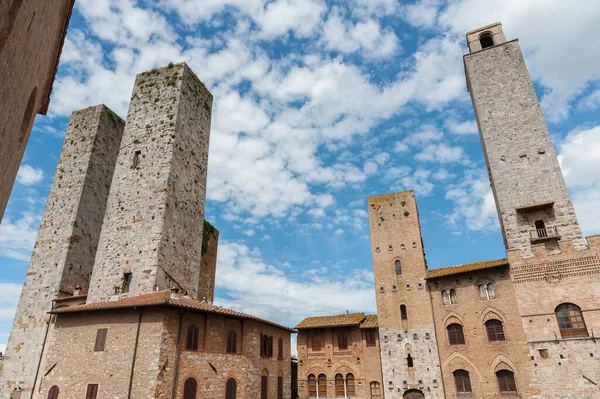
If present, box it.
[426,258,509,279]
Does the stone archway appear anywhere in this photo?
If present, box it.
[403,389,424,399]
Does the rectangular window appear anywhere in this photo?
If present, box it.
[132,150,142,168]
[122,273,132,294]
[94,329,108,352]
[277,376,283,399]
[365,329,377,347]
[86,384,99,399]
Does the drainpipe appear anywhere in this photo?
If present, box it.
[31,313,53,399]
[128,308,143,399]
[171,310,188,399]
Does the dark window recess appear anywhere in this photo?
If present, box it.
[132,150,142,168]
[47,385,59,399]
[318,374,327,397]
[260,334,274,357]
[226,378,236,399]
[308,374,317,397]
[480,32,494,48]
[447,324,465,345]
[338,333,348,350]
[226,330,237,354]
[400,305,408,321]
[395,260,402,275]
[407,354,414,368]
[496,370,517,392]
[94,328,108,352]
[366,329,377,347]
[121,273,132,294]
[85,384,98,399]
[453,370,472,393]
[186,324,199,350]
[278,338,284,360]
[183,378,197,399]
[277,376,283,399]
[261,375,268,399]
[312,333,322,351]
[485,319,506,341]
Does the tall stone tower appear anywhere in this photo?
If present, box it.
[466,23,600,397]
[1,105,124,396]
[464,22,585,258]
[368,192,444,399]
[87,63,213,303]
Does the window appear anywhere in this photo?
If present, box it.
[261,370,269,399]
[478,283,496,300]
[496,370,517,392]
[556,303,588,338]
[85,384,98,399]
[442,289,457,305]
[447,324,465,345]
[365,329,377,347]
[184,378,197,399]
[226,378,236,399]
[312,334,322,351]
[47,386,59,399]
[370,382,381,399]
[346,374,355,397]
[480,31,494,49]
[277,373,283,399]
[453,370,472,393]
[407,354,414,368]
[400,305,408,321]
[335,374,345,397]
[278,338,284,360]
[318,374,327,398]
[308,374,317,397]
[186,325,199,350]
[122,273,132,294]
[338,333,348,350]
[133,150,142,168]
[227,330,237,354]
[485,320,506,341]
[94,328,107,352]
[535,220,546,237]
[260,334,273,357]
[395,260,402,275]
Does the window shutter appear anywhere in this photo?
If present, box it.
[277,376,283,399]
[86,384,98,399]
[261,376,268,399]
[94,329,107,352]
[268,335,273,357]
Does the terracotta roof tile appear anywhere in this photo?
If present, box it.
[294,313,365,329]
[51,290,295,332]
[426,258,509,279]
[359,314,378,329]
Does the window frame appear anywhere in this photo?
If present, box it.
[365,329,377,347]
[400,305,408,321]
[226,378,236,399]
[555,303,588,339]
[186,324,199,351]
[94,328,108,352]
[338,333,348,350]
[369,381,381,399]
[395,260,402,275]
[447,323,465,345]
[485,319,506,342]
[85,384,98,399]
[308,374,317,398]
[453,369,472,393]
[496,370,517,393]
[312,332,322,352]
[47,385,59,399]
[226,330,237,354]
[317,374,327,398]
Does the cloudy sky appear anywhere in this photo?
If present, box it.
[1,0,600,353]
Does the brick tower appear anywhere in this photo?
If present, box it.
[87,63,213,303]
[368,192,444,399]
[0,106,124,396]
[466,23,600,397]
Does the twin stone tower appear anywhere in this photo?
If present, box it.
[2,62,215,394]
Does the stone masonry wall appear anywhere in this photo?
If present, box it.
[199,220,219,304]
[0,0,74,222]
[0,106,124,397]
[87,62,213,302]
[464,35,585,258]
[368,192,444,399]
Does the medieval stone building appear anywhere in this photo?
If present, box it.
[299,23,600,399]
[0,62,293,399]
[0,0,75,222]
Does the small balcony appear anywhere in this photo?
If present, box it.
[530,226,560,243]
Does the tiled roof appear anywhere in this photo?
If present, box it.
[359,314,378,329]
[295,313,365,329]
[50,290,295,332]
[426,258,509,279]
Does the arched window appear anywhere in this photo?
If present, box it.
[370,382,381,399]
[261,370,269,399]
[480,31,494,49]
[400,305,408,321]
[227,330,237,354]
[478,283,496,300]
[338,333,348,350]
[496,370,517,392]
[335,374,345,397]
[47,386,59,399]
[277,371,284,399]
[183,378,197,399]
[485,319,506,341]
[278,338,284,360]
[226,378,236,399]
[453,370,472,393]
[442,290,450,306]
[407,354,414,368]
[556,303,588,338]
[346,374,355,397]
[312,334,322,351]
[308,374,317,397]
[186,324,199,350]
[395,260,402,275]
[447,324,465,345]
[317,374,327,398]
[450,289,457,304]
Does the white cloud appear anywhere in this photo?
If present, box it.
[0,283,22,350]
[445,119,478,135]
[415,143,469,164]
[403,0,440,28]
[445,170,498,231]
[16,165,44,186]
[0,212,40,261]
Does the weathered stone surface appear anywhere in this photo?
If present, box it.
[198,220,219,304]
[0,105,124,397]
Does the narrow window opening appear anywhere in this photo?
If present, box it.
[226,330,237,354]
[400,305,408,321]
[94,328,108,352]
[338,333,348,350]
[395,260,402,275]
[183,378,197,399]
[132,150,142,168]
[86,384,98,399]
[453,370,472,393]
[480,31,494,49]
[121,273,132,294]
[186,324,199,350]
[407,354,414,368]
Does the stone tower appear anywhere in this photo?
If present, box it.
[466,23,600,397]
[464,22,585,258]
[0,105,124,396]
[368,192,444,399]
[87,63,213,303]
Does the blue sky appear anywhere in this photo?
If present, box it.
[1,0,600,353]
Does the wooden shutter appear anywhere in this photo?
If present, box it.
[317,374,327,398]
[335,374,345,397]
[183,378,197,399]
[308,375,317,397]
[227,330,237,354]
[338,333,347,350]
[268,336,273,357]
[277,376,283,399]
[346,374,355,396]
[94,329,107,352]
[278,338,283,360]
[447,324,465,345]
[261,376,268,399]
[226,378,236,399]
[47,385,59,399]
[85,384,98,399]
[186,325,199,350]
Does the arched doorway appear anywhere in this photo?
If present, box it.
[403,389,424,399]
